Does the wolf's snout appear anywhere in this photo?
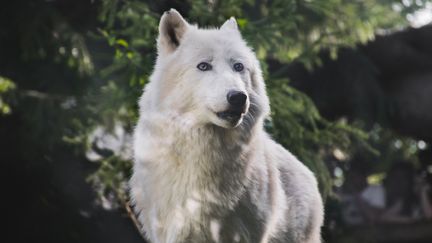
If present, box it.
[215,90,248,126]
[227,90,247,109]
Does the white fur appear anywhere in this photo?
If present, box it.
[130,9,323,243]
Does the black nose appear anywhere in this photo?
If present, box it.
[227,90,247,108]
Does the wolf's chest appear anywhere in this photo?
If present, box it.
[146,185,265,243]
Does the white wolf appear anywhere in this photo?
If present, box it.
[130,9,323,243]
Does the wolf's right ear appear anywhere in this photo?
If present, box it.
[157,9,189,55]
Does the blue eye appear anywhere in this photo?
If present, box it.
[233,62,244,72]
[197,62,212,71]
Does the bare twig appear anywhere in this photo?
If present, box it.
[123,199,146,241]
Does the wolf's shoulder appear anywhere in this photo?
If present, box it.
[262,135,320,197]
[262,135,323,240]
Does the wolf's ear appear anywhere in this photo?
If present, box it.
[220,17,239,32]
[158,9,189,55]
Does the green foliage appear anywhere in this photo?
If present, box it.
[0,76,16,115]
[87,155,132,207]
[186,0,422,67]
[266,80,372,197]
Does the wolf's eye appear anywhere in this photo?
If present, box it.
[197,62,212,71]
[233,62,244,72]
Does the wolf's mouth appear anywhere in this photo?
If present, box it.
[216,110,244,123]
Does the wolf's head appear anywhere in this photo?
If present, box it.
[145,9,269,129]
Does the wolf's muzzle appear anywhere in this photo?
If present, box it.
[217,110,243,123]
[216,90,248,124]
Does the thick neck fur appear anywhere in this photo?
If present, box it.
[138,106,264,212]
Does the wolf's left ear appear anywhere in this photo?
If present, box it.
[158,9,189,55]
[220,17,240,33]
